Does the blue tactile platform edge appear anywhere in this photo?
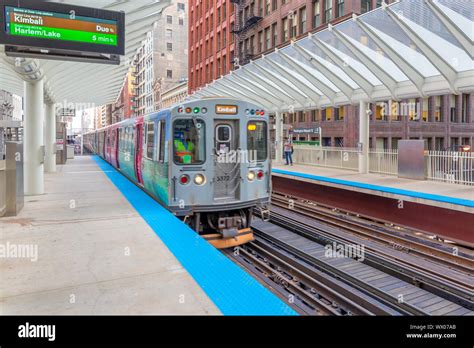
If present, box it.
[272,169,474,208]
[93,156,297,316]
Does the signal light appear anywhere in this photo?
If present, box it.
[180,175,190,185]
[201,107,208,114]
[247,171,255,181]
[248,124,257,131]
[194,174,206,185]
[178,107,184,113]
[193,107,200,114]
[185,107,192,114]
[257,170,264,179]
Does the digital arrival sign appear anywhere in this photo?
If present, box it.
[5,6,118,46]
[0,0,125,64]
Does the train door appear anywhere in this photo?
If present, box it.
[115,128,120,169]
[214,120,240,202]
[135,124,144,185]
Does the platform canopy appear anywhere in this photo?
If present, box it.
[191,0,474,112]
[0,0,171,105]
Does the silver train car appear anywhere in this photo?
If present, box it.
[84,98,271,248]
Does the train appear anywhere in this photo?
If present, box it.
[84,98,271,248]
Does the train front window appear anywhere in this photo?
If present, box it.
[247,121,268,162]
[173,119,206,165]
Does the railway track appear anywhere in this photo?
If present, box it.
[269,193,473,308]
[231,218,473,316]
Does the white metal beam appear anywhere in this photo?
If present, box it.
[238,68,300,105]
[385,4,459,93]
[426,0,473,60]
[276,48,338,102]
[229,72,284,107]
[259,56,322,105]
[355,16,426,97]
[292,40,355,101]
[311,36,374,99]
[212,80,273,110]
[331,25,399,99]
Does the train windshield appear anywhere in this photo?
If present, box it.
[173,119,206,165]
[247,121,268,162]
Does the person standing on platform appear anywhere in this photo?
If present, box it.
[284,138,293,166]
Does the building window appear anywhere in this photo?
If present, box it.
[336,0,344,18]
[313,0,321,28]
[324,0,332,23]
[450,94,457,122]
[167,15,173,24]
[177,2,185,11]
[272,23,278,47]
[272,0,278,11]
[166,29,172,39]
[265,0,271,15]
[300,7,307,34]
[361,0,371,14]
[167,70,173,78]
[376,0,383,8]
[422,98,428,121]
[179,17,184,25]
[282,17,289,41]
[259,31,264,52]
[265,27,271,50]
[462,93,468,123]
[290,13,297,38]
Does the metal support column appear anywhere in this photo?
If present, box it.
[359,100,369,174]
[24,80,45,195]
[44,103,56,173]
[275,112,283,164]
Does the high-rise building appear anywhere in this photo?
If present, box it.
[133,0,189,117]
[94,104,113,129]
[188,0,235,94]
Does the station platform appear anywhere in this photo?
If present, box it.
[273,164,473,211]
[0,156,295,315]
[271,164,474,247]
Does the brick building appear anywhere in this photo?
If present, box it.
[188,0,236,94]
[189,0,474,150]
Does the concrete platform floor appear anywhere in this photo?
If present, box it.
[273,164,473,211]
[0,156,220,315]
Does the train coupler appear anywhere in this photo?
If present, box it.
[255,205,271,222]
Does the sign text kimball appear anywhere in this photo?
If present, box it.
[216,105,238,115]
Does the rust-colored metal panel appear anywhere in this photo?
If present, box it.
[272,175,474,248]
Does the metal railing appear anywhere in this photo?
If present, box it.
[427,151,474,186]
[369,149,398,175]
[292,146,359,171]
[289,146,474,186]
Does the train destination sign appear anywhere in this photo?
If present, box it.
[5,7,118,46]
[0,0,125,64]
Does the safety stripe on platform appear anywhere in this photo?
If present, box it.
[272,169,474,208]
[93,156,297,316]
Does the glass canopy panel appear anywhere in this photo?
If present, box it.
[435,1,474,41]
[246,62,311,99]
[292,38,360,89]
[390,0,462,49]
[438,0,473,20]
[337,20,409,82]
[280,44,341,92]
[268,51,325,95]
[316,30,381,86]
[240,65,297,100]
[359,16,439,77]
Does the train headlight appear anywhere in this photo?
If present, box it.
[180,175,190,185]
[194,174,206,185]
[247,171,256,181]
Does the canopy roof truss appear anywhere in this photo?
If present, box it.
[191,0,474,112]
[0,0,171,106]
